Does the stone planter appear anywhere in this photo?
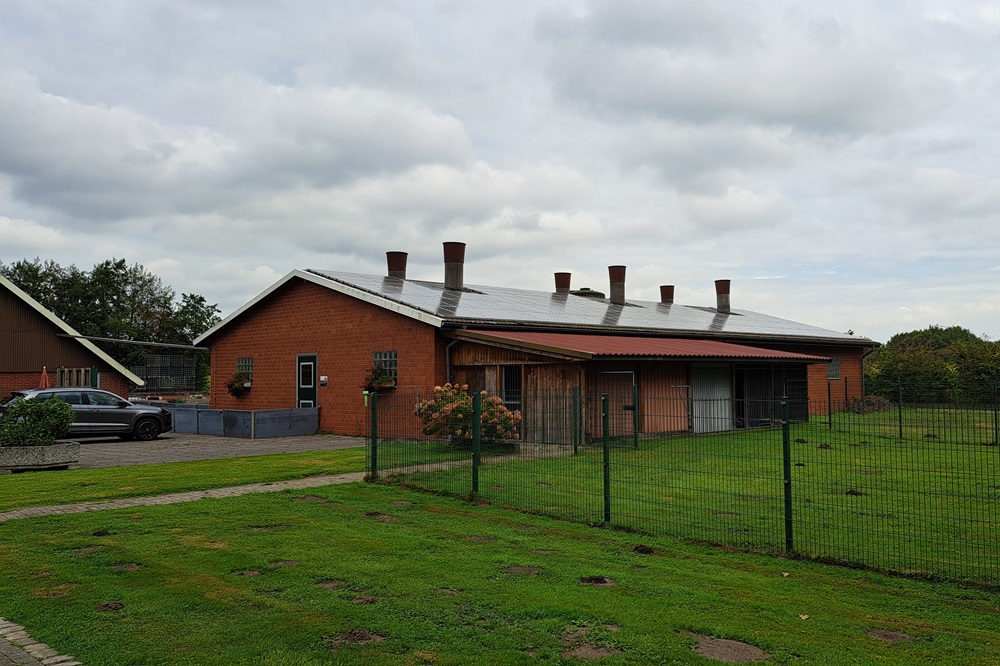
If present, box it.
[0,442,80,474]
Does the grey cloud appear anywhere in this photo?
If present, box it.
[0,72,470,221]
[539,4,934,136]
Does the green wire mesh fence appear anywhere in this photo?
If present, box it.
[366,388,1000,587]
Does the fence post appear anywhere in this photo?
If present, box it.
[368,392,378,480]
[602,394,611,524]
[897,379,904,440]
[827,382,833,430]
[572,387,581,455]
[472,392,482,495]
[632,384,640,449]
[994,385,999,447]
[782,396,793,553]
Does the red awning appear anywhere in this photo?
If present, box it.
[454,330,830,363]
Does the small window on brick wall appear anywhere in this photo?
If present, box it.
[236,357,254,381]
[827,357,841,380]
[372,350,398,384]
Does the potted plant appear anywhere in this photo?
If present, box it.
[0,397,79,472]
[226,371,253,397]
[360,364,396,393]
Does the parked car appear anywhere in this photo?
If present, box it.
[0,388,172,441]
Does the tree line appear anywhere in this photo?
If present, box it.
[865,325,1000,404]
[2,258,220,391]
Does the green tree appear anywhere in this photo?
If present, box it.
[865,325,1000,404]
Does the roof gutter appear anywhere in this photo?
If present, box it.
[439,320,878,348]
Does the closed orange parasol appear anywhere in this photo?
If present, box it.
[39,366,50,388]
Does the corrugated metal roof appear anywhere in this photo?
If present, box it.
[454,329,831,362]
[305,270,872,345]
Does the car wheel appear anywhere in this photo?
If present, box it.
[134,419,161,441]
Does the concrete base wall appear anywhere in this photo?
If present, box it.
[162,405,318,439]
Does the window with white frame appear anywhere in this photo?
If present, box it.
[827,357,841,380]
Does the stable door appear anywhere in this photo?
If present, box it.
[297,354,317,408]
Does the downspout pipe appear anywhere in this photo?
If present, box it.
[445,339,460,385]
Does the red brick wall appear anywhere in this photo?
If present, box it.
[207,278,445,434]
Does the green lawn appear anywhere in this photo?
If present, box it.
[0,448,366,512]
[2,482,999,664]
[374,408,1000,586]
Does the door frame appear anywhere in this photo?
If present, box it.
[296,354,318,408]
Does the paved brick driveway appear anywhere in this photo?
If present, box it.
[73,432,366,468]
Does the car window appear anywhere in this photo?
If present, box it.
[53,392,84,405]
[33,392,54,402]
[86,391,123,406]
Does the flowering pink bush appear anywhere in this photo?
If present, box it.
[415,383,521,447]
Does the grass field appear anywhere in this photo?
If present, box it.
[2,481,999,664]
[373,407,1000,586]
[0,448,366,512]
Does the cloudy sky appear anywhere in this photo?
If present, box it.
[1,1,998,344]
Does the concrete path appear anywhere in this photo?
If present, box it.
[0,432,369,665]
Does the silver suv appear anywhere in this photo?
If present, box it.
[0,388,172,441]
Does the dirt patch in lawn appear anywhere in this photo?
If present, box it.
[465,535,496,542]
[293,495,327,503]
[109,563,142,572]
[268,560,299,568]
[315,579,344,590]
[72,545,103,556]
[365,512,400,523]
[231,569,262,577]
[325,628,385,653]
[352,595,380,605]
[632,544,655,555]
[690,634,769,663]
[561,644,623,660]
[579,576,616,587]
[32,585,74,598]
[249,524,288,532]
[502,566,541,576]
[97,601,125,612]
[868,629,913,642]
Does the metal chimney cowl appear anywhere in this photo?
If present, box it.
[386,251,408,279]
[554,272,571,294]
[659,285,674,304]
[715,279,731,314]
[609,265,626,305]
[443,241,466,290]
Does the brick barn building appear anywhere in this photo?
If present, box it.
[196,243,877,438]
[1,273,142,398]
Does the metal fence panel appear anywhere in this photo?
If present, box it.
[368,390,1000,587]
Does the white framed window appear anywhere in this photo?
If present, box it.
[827,357,841,380]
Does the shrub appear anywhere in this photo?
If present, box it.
[414,384,521,448]
[226,372,252,397]
[0,398,75,446]
[360,364,395,392]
